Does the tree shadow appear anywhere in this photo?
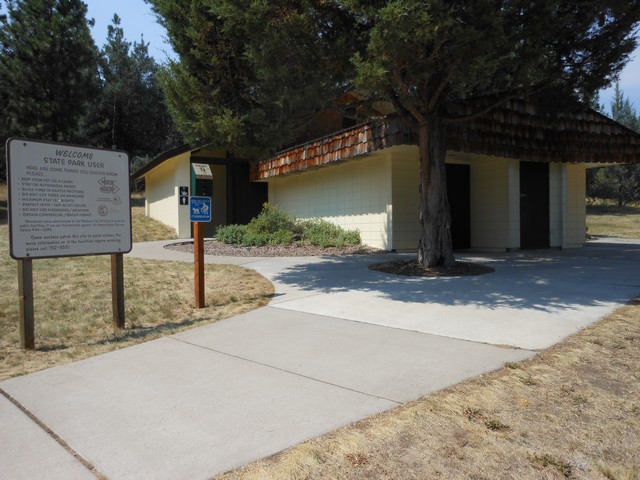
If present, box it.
[89,316,216,347]
[270,242,640,313]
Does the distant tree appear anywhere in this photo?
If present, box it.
[0,0,99,145]
[86,14,181,164]
[588,83,640,206]
[610,82,640,131]
[150,1,640,267]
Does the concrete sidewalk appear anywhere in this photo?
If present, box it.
[1,239,639,480]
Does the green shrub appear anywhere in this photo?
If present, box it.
[216,203,361,248]
[216,224,247,244]
[248,203,297,235]
[301,219,361,248]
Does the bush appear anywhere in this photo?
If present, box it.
[216,203,361,248]
[216,224,247,245]
[301,219,361,248]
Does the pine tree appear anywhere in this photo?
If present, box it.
[0,0,99,144]
[85,14,180,163]
[589,83,640,205]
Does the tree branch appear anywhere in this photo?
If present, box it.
[392,57,428,126]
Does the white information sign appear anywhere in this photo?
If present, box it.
[7,138,132,259]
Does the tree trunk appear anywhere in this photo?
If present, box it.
[417,114,455,267]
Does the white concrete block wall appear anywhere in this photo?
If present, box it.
[268,153,394,250]
[470,156,518,250]
[549,162,565,247]
[391,146,421,251]
[507,160,521,248]
[266,149,587,252]
[565,163,586,247]
[145,152,192,238]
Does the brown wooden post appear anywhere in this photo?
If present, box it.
[18,259,35,349]
[111,253,125,328]
[194,221,205,308]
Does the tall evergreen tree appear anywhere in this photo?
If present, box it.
[149,1,359,153]
[0,0,99,145]
[149,0,640,266]
[589,83,640,205]
[86,14,180,160]
[610,82,640,131]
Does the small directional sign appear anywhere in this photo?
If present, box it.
[98,176,120,194]
[190,196,212,222]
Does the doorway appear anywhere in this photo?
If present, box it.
[446,163,471,250]
[519,161,549,249]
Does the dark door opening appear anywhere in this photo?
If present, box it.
[446,164,471,250]
[519,161,549,249]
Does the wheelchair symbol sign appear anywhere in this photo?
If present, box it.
[190,196,212,222]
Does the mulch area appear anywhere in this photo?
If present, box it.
[369,259,495,277]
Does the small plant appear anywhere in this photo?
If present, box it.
[484,419,510,431]
[519,374,539,386]
[463,406,485,421]
[505,362,520,370]
[572,395,588,405]
[530,453,572,478]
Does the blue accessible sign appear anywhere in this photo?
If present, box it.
[190,196,212,222]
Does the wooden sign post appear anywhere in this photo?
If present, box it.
[189,195,212,308]
[194,222,205,308]
[6,139,132,349]
[18,259,35,350]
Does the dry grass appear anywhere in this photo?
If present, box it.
[218,300,640,480]
[0,187,273,379]
[587,202,640,239]
[130,192,178,242]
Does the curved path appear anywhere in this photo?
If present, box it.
[2,239,639,479]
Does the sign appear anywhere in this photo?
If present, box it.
[192,163,213,179]
[6,138,132,259]
[190,196,212,222]
[179,185,189,206]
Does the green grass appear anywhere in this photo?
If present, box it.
[587,201,640,238]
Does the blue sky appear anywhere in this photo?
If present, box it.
[83,0,640,115]
[84,0,174,61]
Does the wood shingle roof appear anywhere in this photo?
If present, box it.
[251,100,640,181]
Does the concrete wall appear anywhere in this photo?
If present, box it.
[549,162,586,248]
[549,162,565,247]
[565,163,586,247]
[267,149,587,252]
[145,152,192,238]
[268,152,394,249]
[391,146,421,251]
[466,155,520,250]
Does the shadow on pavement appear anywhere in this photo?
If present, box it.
[271,242,640,313]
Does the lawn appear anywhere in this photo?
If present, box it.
[587,202,640,239]
[0,186,274,380]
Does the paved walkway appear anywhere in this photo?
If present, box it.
[1,239,639,480]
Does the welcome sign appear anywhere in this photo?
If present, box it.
[6,138,132,259]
